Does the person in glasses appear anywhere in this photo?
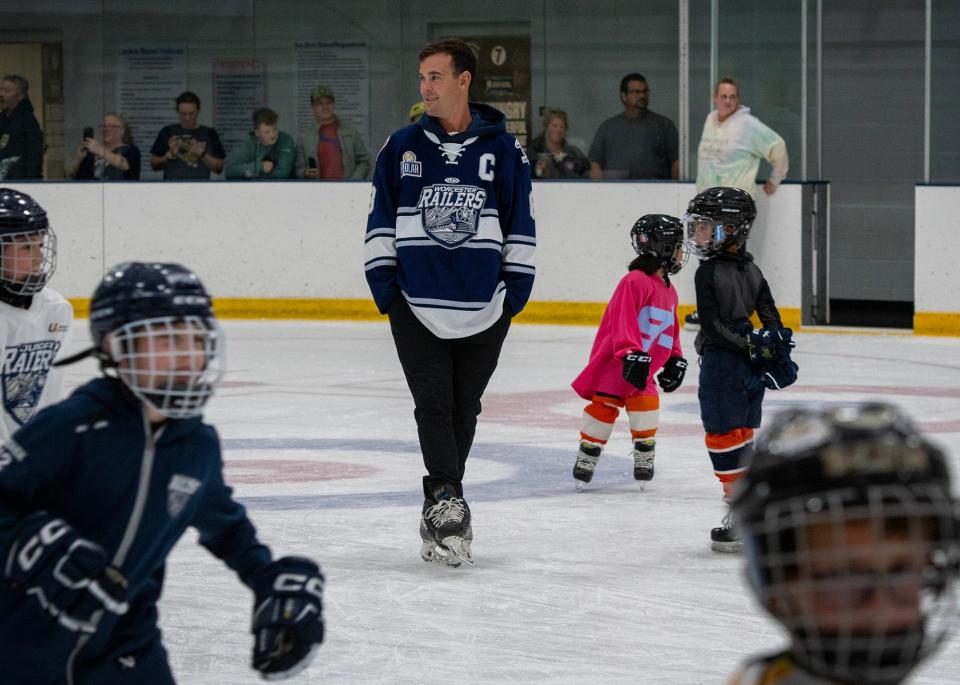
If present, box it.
[730,402,960,685]
[67,113,141,180]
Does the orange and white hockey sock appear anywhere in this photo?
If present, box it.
[579,394,623,446]
[705,428,754,497]
[625,395,659,444]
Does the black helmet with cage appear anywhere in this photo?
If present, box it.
[733,402,960,685]
[683,186,756,259]
[630,213,687,275]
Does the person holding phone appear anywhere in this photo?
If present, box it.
[66,113,140,180]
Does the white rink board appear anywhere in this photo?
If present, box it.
[6,180,802,309]
[915,185,960,314]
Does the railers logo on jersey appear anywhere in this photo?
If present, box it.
[167,474,201,518]
[417,182,488,248]
[2,340,61,426]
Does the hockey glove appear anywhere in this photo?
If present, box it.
[745,328,777,364]
[621,351,652,390]
[3,512,129,634]
[251,556,325,681]
[657,356,688,393]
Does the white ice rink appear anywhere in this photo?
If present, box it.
[60,320,960,684]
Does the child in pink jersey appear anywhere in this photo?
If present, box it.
[571,214,688,489]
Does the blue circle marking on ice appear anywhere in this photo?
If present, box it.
[224,438,585,511]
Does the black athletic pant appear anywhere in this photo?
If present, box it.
[388,298,512,499]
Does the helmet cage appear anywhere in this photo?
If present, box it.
[0,226,57,296]
[736,403,960,684]
[683,213,744,259]
[106,315,224,419]
[744,483,960,685]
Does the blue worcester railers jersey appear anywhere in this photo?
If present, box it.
[364,102,536,339]
[0,377,271,683]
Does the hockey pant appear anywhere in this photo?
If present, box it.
[698,348,765,496]
[579,393,659,447]
[388,297,511,499]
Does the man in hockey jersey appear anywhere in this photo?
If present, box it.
[0,262,324,683]
[0,187,72,443]
[730,403,960,685]
[364,38,536,567]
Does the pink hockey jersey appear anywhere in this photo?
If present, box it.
[572,270,682,400]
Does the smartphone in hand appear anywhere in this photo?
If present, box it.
[83,127,94,140]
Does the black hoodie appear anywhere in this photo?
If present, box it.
[0,98,43,179]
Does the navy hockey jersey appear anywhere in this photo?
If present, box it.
[0,377,271,684]
[364,102,536,339]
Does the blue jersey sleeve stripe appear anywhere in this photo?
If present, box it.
[364,257,398,270]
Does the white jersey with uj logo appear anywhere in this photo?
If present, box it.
[0,288,73,442]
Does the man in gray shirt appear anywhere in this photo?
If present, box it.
[589,73,679,180]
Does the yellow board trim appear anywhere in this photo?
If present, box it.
[914,312,960,336]
[69,297,804,330]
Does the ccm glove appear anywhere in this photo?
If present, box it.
[252,556,325,681]
[621,351,652,390]
[4,512,129,633]
[657,356,688,393]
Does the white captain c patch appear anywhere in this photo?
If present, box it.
[400,151,421,178]
[167,474,201,518]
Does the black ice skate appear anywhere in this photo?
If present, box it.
[573,441,602,491]
[710,504,742,553]
[684,310,700,332]
[420,484,473,566]
[630,439,655,481]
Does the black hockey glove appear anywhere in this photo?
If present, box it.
[621,351,652,390]
[3,512,129,634]
[657,356,688,393]
[251,556,325,680]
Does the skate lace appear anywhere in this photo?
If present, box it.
[632,450,654,468]
[425,498,467,527]
[575,451,599,469]
[719,507,734,531]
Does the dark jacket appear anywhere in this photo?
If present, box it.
[694,250,781,355]
[0,98,43,179]
[0,378,272,684]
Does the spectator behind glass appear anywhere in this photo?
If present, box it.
[588,73,679,180]
[225,108,295,180]
[149,91,226,180]
[66,113,140,180]
[696,77,788,196]
[529,108,589,179]
[0,75,43,179]
[294,86,370,180]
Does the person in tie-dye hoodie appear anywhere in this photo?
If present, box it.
[571,214,688,490]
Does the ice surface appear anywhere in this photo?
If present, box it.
[60,321,960,684]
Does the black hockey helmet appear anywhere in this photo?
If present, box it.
[630,213,687,275]
[89,262,224,419]
[733,402,960,685]
[683,186,756,258]
[0,187,56,295]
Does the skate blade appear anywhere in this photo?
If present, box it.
[575,480,585,492]
[439,536,474,566]
[711,540,743,554]
[420,540,462,568]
